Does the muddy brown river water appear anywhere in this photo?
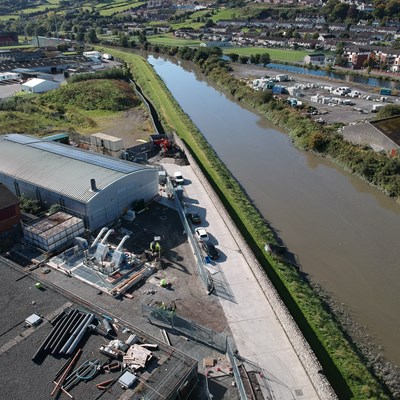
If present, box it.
[148,55,400,366]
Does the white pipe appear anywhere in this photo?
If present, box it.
[115,235,130,252]
[101,229,114,244]
[91,227,108,248]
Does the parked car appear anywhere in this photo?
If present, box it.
[194,227,209,242]
[202,241,219,260]
[174,171,184,185]
[187,212,201,224]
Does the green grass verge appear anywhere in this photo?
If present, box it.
[101,47,390,399]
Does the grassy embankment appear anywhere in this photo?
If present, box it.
[0,78,140,135]
[104,48,390,399]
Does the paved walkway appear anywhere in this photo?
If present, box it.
[161,156,337,400]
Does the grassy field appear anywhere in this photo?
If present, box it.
[0,14,16,21]
[147,34,202,47]
[98,1,144,16]
[224,47,309,62]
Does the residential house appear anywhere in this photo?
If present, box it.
[344,46,371,68]
[304,53,326,65]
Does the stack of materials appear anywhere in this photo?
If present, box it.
[32,308,95,362]
[123,344,156,371]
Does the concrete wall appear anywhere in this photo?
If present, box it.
[342,123,400,153]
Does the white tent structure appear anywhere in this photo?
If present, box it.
[21,78,60,93]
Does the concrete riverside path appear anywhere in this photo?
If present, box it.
[161,157,337,400]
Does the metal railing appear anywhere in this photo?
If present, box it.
[142,304,249,400]
[166,177,214,294]
[226,341,248,400]
[142,302,228,352]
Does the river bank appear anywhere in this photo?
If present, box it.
[102,47,396,399]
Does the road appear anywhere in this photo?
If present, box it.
[160,144,337,400]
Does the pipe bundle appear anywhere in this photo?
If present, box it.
[32,308,95,362]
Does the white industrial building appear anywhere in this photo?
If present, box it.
[21,78,60,93]
[0,134,159,231]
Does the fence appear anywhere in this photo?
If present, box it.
[142,302,228,352]
[166,177,214,294]
[142,303,248,400]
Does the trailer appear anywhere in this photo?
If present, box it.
[275,74,289,82]
[380,88,392,96]
[0,72,21,82]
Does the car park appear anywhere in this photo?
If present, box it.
[187,212,201,224]
[202,241,219,260]
[194,227,209,242]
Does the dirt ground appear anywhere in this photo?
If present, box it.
[83,105,155,148]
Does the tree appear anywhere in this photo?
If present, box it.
[229,53,239,62]
[119,34,128,47]
[260,53,271,66]
[35,25,48,37]
[260,89,273,103]
[86,28,98,43]
[375,105,400,119]
[332,3,350,21]
[205,19,215,27]
[250,53,260,65]
[19,197,41,215]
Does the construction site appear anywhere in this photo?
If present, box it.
[0,129,336,400]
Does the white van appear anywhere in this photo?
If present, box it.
[337,86,351,94]
[174,172,184,185]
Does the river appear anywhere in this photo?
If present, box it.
[147,54,400,366]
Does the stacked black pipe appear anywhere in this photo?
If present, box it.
[32,308,95,363]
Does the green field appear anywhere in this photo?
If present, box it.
[98,1,144,16]
[0,14,16,21]
[147,34,202,47]
[224,47,309,62]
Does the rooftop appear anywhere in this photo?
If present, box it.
[371,115,400,146]
[0,134,153,203]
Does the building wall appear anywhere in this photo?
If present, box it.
[0,204,21,233]
[86,169,158,230]
[0,168,158,231]
[342,123,400,154]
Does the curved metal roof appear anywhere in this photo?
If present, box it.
[0,134,154,203]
